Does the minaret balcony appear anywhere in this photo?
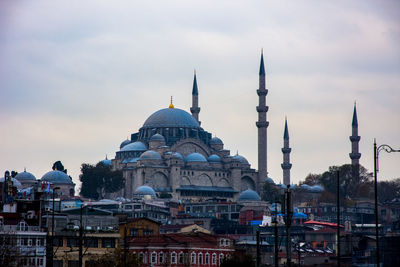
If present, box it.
[256,106,269,112]
[190,107,200,113]
[256,121,269,128]
[281,147,292,153]
[349,136,361,142]
[281,163,292,169]
[257,89,268,96]
[349,152,361,160]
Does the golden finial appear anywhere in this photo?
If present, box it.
[354,100,356,106]
[169,96,174,109]
[194,68,196,75]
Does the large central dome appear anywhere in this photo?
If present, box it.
[142,108,200,129]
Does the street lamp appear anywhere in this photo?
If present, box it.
[49,186,60,267]
[373,140,400,267]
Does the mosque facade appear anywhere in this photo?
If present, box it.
[111,54,270,201]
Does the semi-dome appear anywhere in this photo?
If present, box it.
[15,171,36,181]
[185,152,207,162]
[41,170,74,184]
[208,154,221,163]
[171,152,183,160]
[100,159,112,166]
[120,141,147,152]
[232,155,249,165]
[120,139,131,149]
[139,150,162,160]
[266,177,275,184]
[150,133,165,142]
[0,177,23,189]
[310,185,324,192]
[238,189,261,201]
[134,185,156,197]
[210,137,223,145]
[142,108,200,129]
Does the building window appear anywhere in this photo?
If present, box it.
[151,252,157,264]
[171,252,177,264]
[159,252,164,264]
[198,252,203,264]
[205,253,210,264]
[139,252,144,263]
[212,253,217,265]
[191,252,196,264]
[219,253,224,265]
[18,221,28,231]
[85,238,98,248]
[102,238,115,248]
[28,238,32,246]
[179,252,184,264]
[67,238,79,247]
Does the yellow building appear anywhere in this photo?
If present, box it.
[119,218,160,238]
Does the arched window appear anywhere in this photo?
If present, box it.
[198,252,203,265]
[171,252,177,264]
[191,252,196,264]
[151,252,157,264]
[159,252,164,264]
[139,252,144,263]
[18,220,28,231]
[219,253,224,265]
[212,253,217,265]
[205,253,210,264]
[179,252,184,264]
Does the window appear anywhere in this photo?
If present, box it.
[102,238,115,248]
[139,252,144,263]
[85,238,98,248]
[67,238,79,247]
[191,252,196,264]
[18,221,28,231]
[28,238,32,246]
[159,252,164,264]
[179,252,184,264]
[171,252,177,264]
[151,252,157,264]
[219,254,224,265]
[198,252,203,264]
[212,253,217,265]
[205,253,210,264]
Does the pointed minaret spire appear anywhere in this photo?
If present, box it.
[190,69,201,125]
[281,117,292,185]
[349,102,361,179]
[256,49,269,188]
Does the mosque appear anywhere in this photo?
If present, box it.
[111,53,278,201]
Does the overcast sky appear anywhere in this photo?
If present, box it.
[1,0,399,191]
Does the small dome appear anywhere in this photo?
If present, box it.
[100,159,112,166]
[120,139,131,149]
[120,141,147,152]
[301,184,311,190]
[210,137,223,145]
[238,189,261,201]
[208,154,221,163]
[289,184,296,189]
[310,185,324,192]
[134,185,156,197]
[278,183,287,189]
[171,152,183,160]
[266,177,275,184]
[232,155,249,165]
[139,150,162,160]
[150,133,165,142]
[15,171,36,181]
[185,152,207,163]
[41,170,74,184]
[0,177,23,189]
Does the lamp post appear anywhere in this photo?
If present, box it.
[79,203,85,267]
[373,140,400,267]
[50,186,60,267]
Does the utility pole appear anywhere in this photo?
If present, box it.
[274,219,279,267]
[256,230,260,267]
[124,226,127,267]
[79,205,83,267]
[283,185,293,267]
[336,171,341,267]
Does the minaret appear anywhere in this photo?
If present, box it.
[190,69,201,125]
[349,102,361,179]
[256,50,269,182]
[281,117,292,185]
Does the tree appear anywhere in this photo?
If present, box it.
[220,254,255,267]
[79,162,124,200]
[377,178,400,203]
[52,161,67,173]
[86,247,141,267]
[261,182,281,203]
